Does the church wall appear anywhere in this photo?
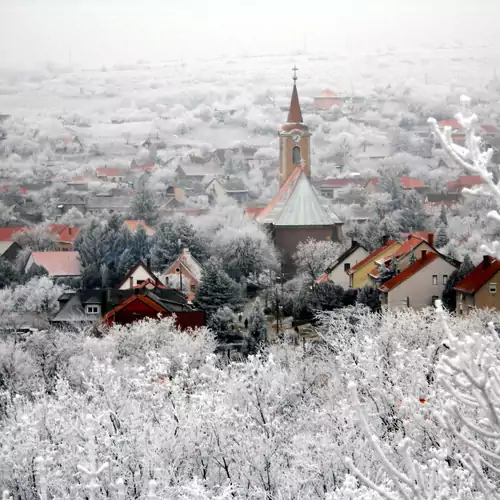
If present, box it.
[275,225,340,277]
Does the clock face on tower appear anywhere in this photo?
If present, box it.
[291,132,301,143]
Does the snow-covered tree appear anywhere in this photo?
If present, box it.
[293,238,344,279]
[248,298,267,345]
[196,257,244,315]
[129,174,158,225]
[13,223,57,251]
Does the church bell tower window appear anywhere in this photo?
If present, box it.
[292,146,301,165]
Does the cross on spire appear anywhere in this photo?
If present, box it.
[292,65,298,82]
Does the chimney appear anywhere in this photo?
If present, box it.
[68,227,72,236]
[407,234,412,241]
[483,255,491,269]
[428,233,434,248]
[421,250,427,259]
[183,248,190,255]
[146,257,151,270]
[382,234,389,245]
[351,240,357,247]
[129,277,133,289]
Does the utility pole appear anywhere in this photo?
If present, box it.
[178,238,183,292]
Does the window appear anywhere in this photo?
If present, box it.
[489,283,497,294]
[443,274,448,285]
[175,267,180,273]
[86,305,100,315]
[406,296,410,307]
[344,262,351,272]
[292,146,301,165]
[190,284,196,292]
[432,275,438,285]
[136,280,145,285]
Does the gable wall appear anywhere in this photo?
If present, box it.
[328,247,369,288]
[386,257,457,310]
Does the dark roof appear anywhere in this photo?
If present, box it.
[116,260,159,290]
[326,241,368,273]
[51,287,193,323]
[425,193,462,204]
[454,257,500,294]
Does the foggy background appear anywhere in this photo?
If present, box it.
[2,0,500,69]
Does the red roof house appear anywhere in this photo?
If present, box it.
[378,250,459,310]
[454,256,500,315]
[26,251,81,277]
[102,292,205,330]
[446,176,485,193]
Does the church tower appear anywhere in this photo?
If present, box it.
[278,66,311,187]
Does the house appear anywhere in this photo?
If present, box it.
[102,290,205,330]
[364,176,426,194]
[316,178,362,199]
[86,195,131,215]
[162,248,203,297]
[314,90,343,110]
[123,220,155,236]
[446,176,485,193]
[423,193,461,215]
[454,256,500,315]
[437,119,498,145]
[205,177,249,205]
[56,194,87,215]
[316,241,369,288]
[347,239,402,288]
[67,176,91,191]
[367,233,437,284]
[49,224,80,250]
[25,251,81,278]
[379,250,459,310]
[176,163,222,184]
[95,167,126,183]
[0,240,22,263]
[51,288,204,331]
[116,260,159,290]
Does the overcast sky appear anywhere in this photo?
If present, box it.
[2,0,500,69]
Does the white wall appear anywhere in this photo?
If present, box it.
[327,246,369,289]
[118,265,154,290]
[386,257,456,310]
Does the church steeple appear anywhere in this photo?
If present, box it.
[287,66,303,123]
[278,66,311,187]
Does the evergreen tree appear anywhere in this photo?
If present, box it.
[0,257,20,286]
[409,249,416,265]
[150,218,209,270]
[312,281,345,311]
[441,255,475,312]
[395,190,428,232]
[435,225,449,248]
[248,298,268,345]
[379,170,404,210]
[196,257,244,315]
[206,306,238,343]
[357,285,381,312]
[129,175,158,226]
[131,225,151,262]
[377,258,398,286]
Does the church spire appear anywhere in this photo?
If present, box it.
[287,65,303,124]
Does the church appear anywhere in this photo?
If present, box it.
[256,69,343,277]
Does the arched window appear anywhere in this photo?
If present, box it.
[292,146,301,165]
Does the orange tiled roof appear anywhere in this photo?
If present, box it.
[30,251,81,276]
[96,167,125,177]
[123,220,155,236]
[454,257,500,294]
[399,176,425,189]
[348,240,399,274]
[380,252,439,292]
